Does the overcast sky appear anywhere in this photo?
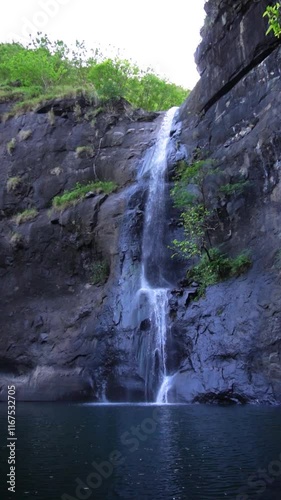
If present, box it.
[2,0,206,89]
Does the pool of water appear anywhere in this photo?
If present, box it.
[1,403,281,499]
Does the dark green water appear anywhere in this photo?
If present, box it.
[1,403,281,500]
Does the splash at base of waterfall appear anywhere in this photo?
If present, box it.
[156,375,173,404]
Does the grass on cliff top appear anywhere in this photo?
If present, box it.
[1,86,99,121]
[52,181,116,210]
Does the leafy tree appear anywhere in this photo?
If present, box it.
[171,159,216,261]
[0,35,189,112]
[88,58,134,100]
[170,159,252,295]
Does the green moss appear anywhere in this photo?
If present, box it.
[18,129,32,141]
[274,250,281,270]
[91,260,109,285]
[14,208,38,225]
[10,232,23,246]
[219,180,250,196]
[52,181,116,210]
[7,138,16,155]
[7,176,21,192]
[75,145,94,158]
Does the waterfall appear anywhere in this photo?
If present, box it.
[136,107,178,403]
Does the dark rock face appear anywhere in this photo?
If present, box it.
[166,0,281,403]
[166,271,281,404]
[1,0,281,404]
[0,97,162,401]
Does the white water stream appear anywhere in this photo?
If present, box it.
[137,107,178,403]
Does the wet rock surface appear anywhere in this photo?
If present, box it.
[0,97,162,401]
[1,0,281,403]
[166,269,281,403]
[167,0,281,403]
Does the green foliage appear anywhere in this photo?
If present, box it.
[188,249,252,297]
[18,129,32,141]
[91,260,109,285]
[7,138,16,155]
[219,180,249,196]
[263,3,281,37]
[52,181,116,210]
[170,157,252,295]
[171,159,216,259]
[88,58,134,100]
[47,109,55,125]
[171,159,215,208]
[0,35,189,115]
[7,176,21,192]
[14,208,38,225]
[75,146,94,158]
[10,232,23,247]
[274,250,281,270]
[172,204,211,259]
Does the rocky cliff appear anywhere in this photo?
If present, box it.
[168,0,281,403]
[0,96,162,400]
[1,0,281,403]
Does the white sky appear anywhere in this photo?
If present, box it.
[1,0,206,89]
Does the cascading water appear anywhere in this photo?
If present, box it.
[135,107,178,403]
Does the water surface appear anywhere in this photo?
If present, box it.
[1,403,281,499]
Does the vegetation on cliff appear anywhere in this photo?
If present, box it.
[171,159,251,295]
[0,35,189,115]
[264,2,281,37]
[52,181,116,210]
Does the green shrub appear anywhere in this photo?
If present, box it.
[75,146,94,158]
[171,159,216,260]
[274,250,281,270]
[263,3,281,37]
[52,181,116,210]
[7,176,21,192]
[91,260,109,285]
[219,180,249,196]
[14,208,38,225]
[0,37,189,116]
[188,249,252,297]
[18,129,32,141]
[7,138,16,155]
[10,232,23,246]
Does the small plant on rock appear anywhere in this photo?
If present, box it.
[18,129,32,141]
[75,145,94,158]
[14,208,38,225]
[219,180,250,196]
[188,249,252,297]
[7,176,21,192]
[264,3,281,37]
[10,232,23,247]
[47,109,55,126]
[52,181,116,210]
[91,260,109,285]
[7,138,16,155]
